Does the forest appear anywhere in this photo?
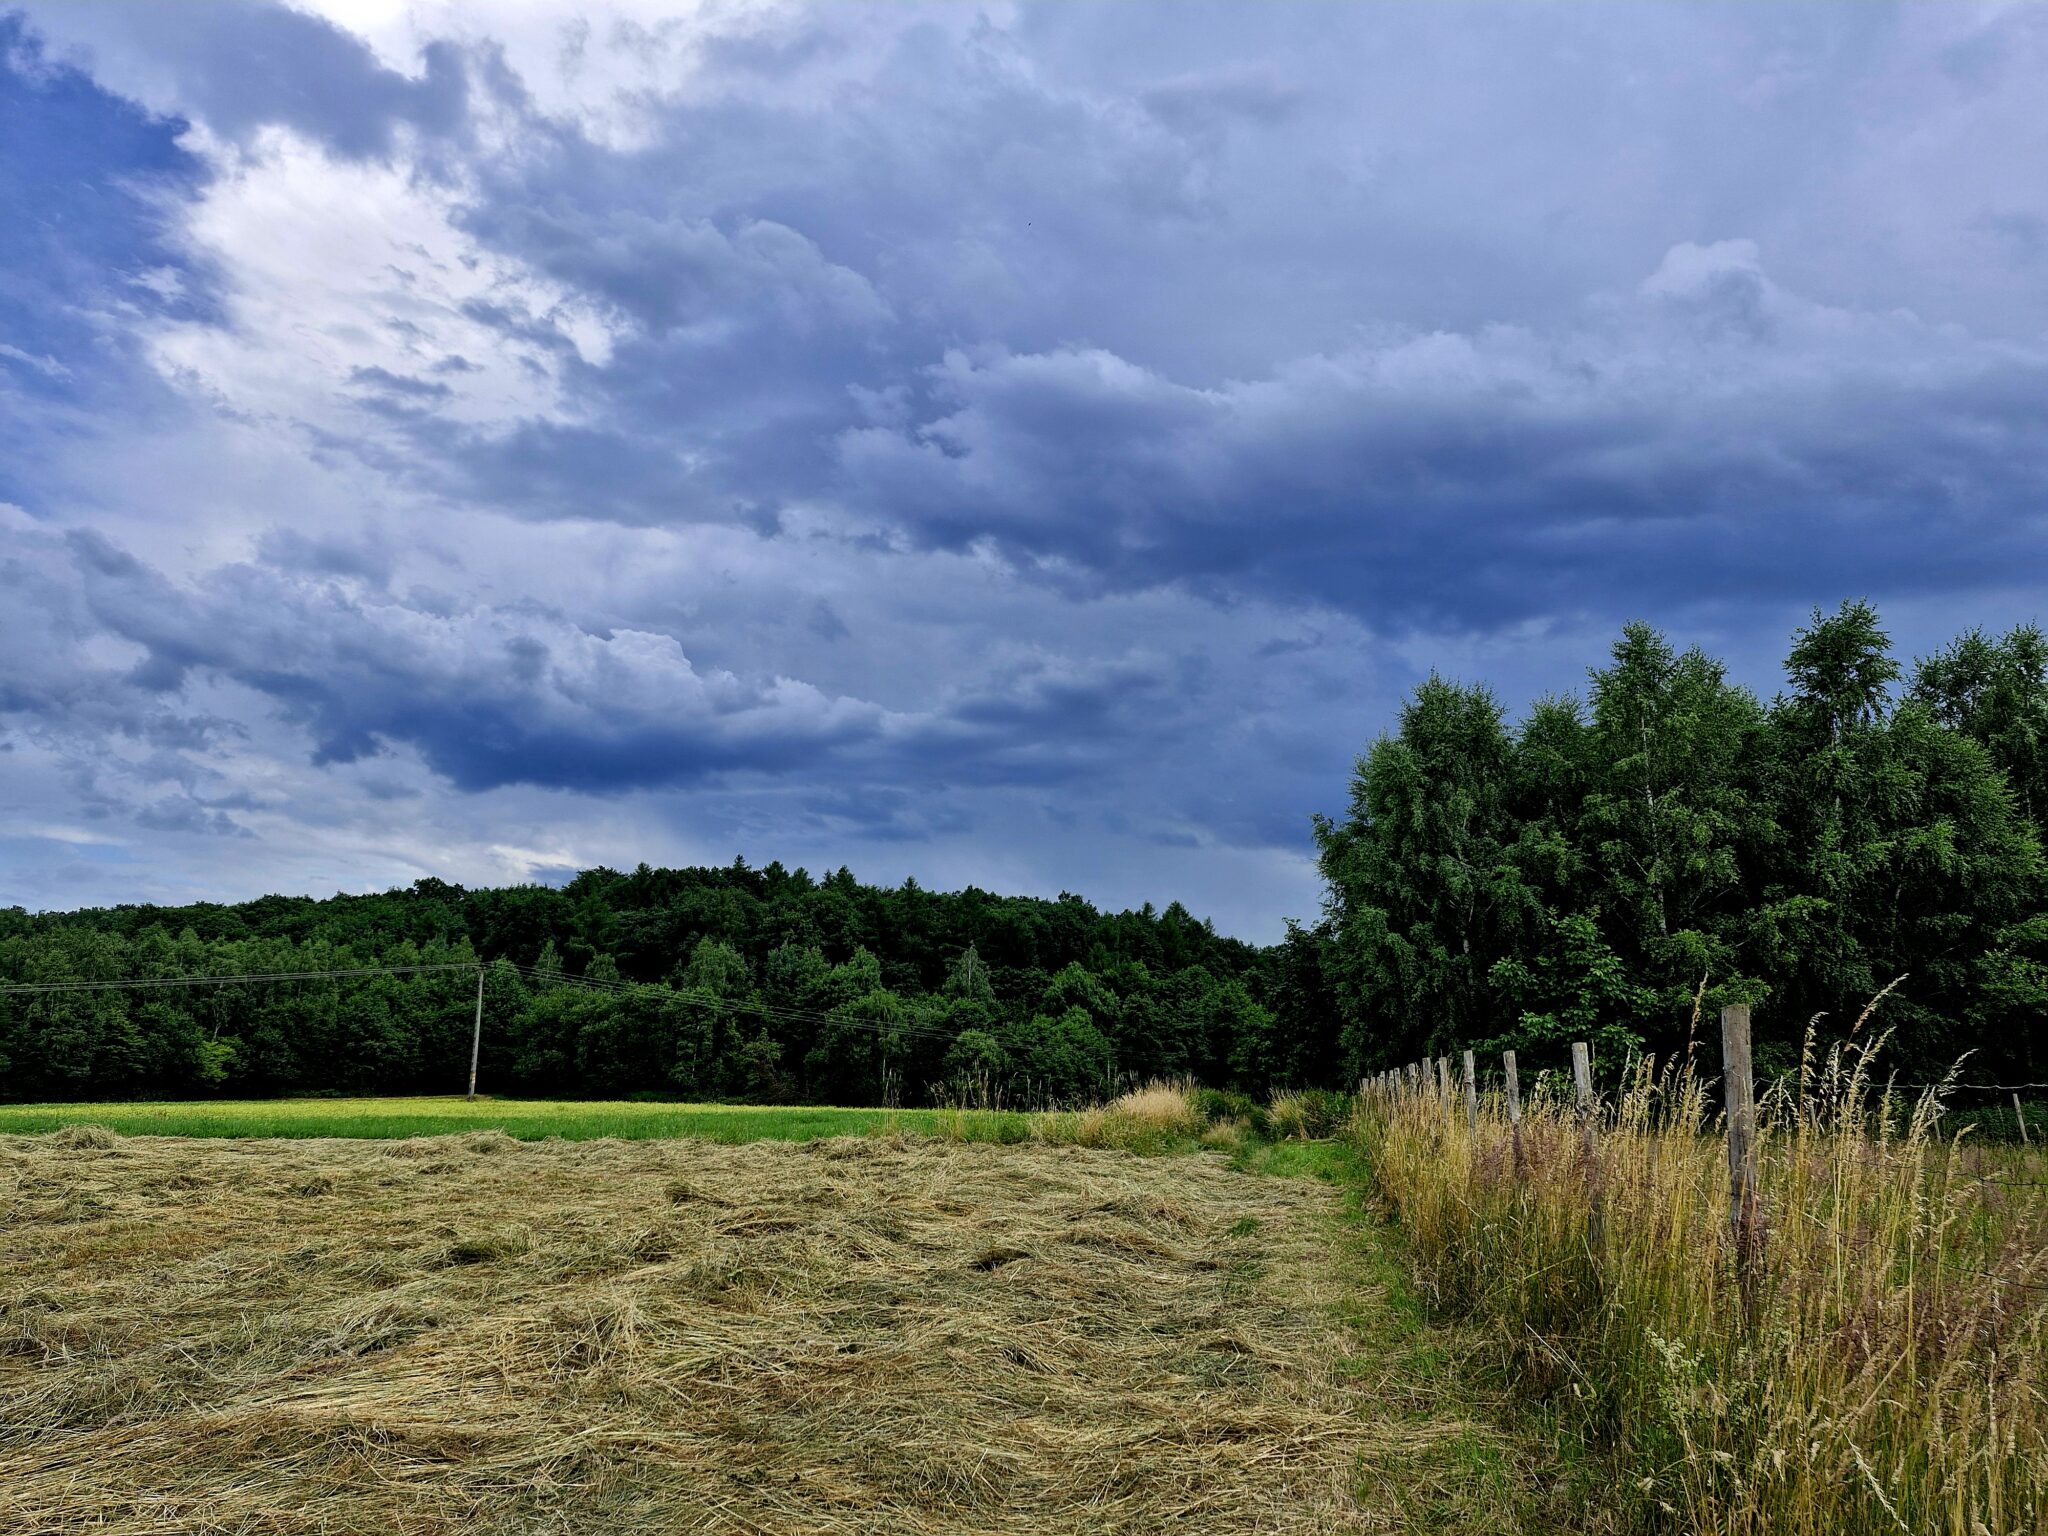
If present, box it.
[2,602,2042,1104]
[0,863,1318,1104]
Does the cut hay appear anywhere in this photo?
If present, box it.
[1,1129,1376,1534]
[47,1123,118,1151]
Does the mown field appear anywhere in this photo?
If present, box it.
[0,1118,1567,1535]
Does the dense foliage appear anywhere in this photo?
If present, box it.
[1316,604,2048,1079]
[0,864,1336,1104]
[5,602,2039,1103]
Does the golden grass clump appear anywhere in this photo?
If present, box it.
[1108,1078,1204,1134]
[1047,1078,1204,1149]
[1358,1036,2048,1535]
[1268,1090,1350,1141]
[1,1127,1373,1534]
[1268,1094,1319,1141]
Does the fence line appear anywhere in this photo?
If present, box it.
[1355,1004,1930,1326]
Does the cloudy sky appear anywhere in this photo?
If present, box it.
[2,1,2044,939]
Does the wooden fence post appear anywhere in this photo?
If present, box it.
[1721,1003,1760,1315]
[1462,1049,1478,1134]
[1503,1049,1522,1173]
[2015,1093,2032,1146]
[1572,1041,1603,1251]
[1436,1056,1452,1110]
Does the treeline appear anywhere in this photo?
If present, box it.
[6,602,2039,1105]
[1313,604,2048,1080]
[0,865,1338,1104]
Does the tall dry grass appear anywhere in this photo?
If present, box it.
[927,1078,1214,1155]
[1358,1035,2048,1535]
[1037,1078,1206,1152]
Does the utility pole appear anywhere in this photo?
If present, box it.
[466,965,485,1101]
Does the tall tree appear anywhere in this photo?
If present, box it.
[1912,624,2048,832]
[1315,676,1541,1065]
[1579,623,1766,1029]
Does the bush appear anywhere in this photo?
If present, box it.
[1267,1088,1349,1140]
[1189,1087,1270,1136]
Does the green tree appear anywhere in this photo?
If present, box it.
[1758,603,2044,1070]
[1912,624,2048,831]
[1578,622,1766,1030]
[998,1007,1114,1104]
[1315,676,1542,1066]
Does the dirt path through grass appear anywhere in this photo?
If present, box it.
[2,1131,1569,1533]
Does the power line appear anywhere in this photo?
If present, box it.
[0,962,480,995]
[0,956,1015,1056]
[501,962,975,1048]
[0,958,983,1049]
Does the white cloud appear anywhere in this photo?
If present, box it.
[150,129,616,436]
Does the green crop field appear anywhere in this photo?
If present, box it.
[0,1095,1027,1144]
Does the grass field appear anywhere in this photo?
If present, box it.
[0,1096,1013,1144]
[0,1121,1575,1534]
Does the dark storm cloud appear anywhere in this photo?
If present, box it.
[16,530,1205,812]
[48,529,892,793]
[0,14,210,454]
[282,6,2044,635]
[834,245,2048,628]
[6,0,2048,929]
[23,0,2030,637]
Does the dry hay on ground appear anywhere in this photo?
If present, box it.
[1,1129,1378,1534]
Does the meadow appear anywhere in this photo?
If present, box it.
[18,1059,2042,1533]
[0,1094,1578,1535]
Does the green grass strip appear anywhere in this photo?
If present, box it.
[0,1095,1025,1144]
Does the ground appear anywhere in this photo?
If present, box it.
[2,1127,1563,1534]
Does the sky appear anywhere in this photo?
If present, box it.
[1,1,2044,941]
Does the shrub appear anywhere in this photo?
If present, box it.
[1267,1089,1349,1140]
[1190,1087,1270,1137]
[1948,1097,2048,1144]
